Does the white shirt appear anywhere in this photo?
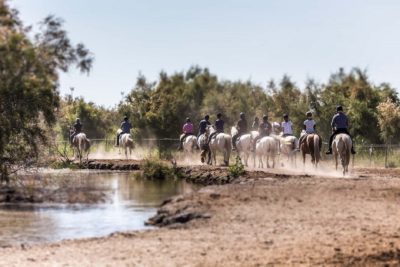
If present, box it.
[304,119,316,134]
[281,121,293,135]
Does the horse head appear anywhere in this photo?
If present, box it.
[205,125,215,137]
[271,122,281,135]
[231,126,238,136]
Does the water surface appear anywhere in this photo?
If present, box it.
[0,172,196,246]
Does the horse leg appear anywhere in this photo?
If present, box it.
[335,153,338,171]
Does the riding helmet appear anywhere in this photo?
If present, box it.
[336,105,343,112]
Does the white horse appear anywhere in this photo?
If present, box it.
[231,127,258,166]
[181,134,198,154]
[198,133,210,164]
[207,126,232,166]
[278,134,298,166]
[117,129,134,158]
[72,133,91,163]
[333,133,352,176]
[254,136,279,168]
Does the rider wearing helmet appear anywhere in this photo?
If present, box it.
[326,105,356,154]
[207,113,225,144]
[117,116,132,146]
[251,114,272,152]
[198,115,211,137]
[232,112,248,150]
[281,114,294,136]
[70,118,83,144]
[178,117,195,150]
[298,111,318,149]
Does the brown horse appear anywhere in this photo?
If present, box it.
[300,132,322,167]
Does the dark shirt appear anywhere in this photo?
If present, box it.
[258,121,271,136]
[215,119,224,133]
[331,112,348,129]
[121,121,132,133]
[237,119,248,134]
[199,119,211,135]
[73,122,82,133]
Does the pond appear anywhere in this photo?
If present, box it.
[0,171,197,247]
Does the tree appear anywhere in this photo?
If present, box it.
[0,1,93,178]
[377,98,400,144]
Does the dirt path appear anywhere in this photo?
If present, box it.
[1,167,400,266]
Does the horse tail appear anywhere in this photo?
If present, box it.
[313,134,320,163]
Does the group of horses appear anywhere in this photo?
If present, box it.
[182,123,353,175]
[70,129,134,162]
[70,123,353,175]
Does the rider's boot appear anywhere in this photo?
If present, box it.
[325,149,332,155]
[351,147,356,154]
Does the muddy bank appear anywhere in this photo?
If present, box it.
[0,185,108,204]
[1,167,399,266]
[85,159,141,170]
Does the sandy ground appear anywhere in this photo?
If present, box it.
[1,166,400,266]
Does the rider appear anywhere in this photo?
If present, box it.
[326,105,356,155]
[70,118,82,144]
[298,111,317,148]
[178,117,195,150]
[117,116,132,146]
[198,115,211,137]
[207,113,224,143]
[251,116,259,130]
[281,114,294,136]
[232,112,248,151]
[251,115,272,152]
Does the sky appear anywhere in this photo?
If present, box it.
[11,0,400,107]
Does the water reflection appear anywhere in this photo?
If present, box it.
[0,172,197,246]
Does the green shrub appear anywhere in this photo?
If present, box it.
[228,156,245,178]
[140,158,176,180]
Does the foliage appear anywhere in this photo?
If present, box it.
[0,1,93,174]
[228,156,245,178]
[377,98,400,143]
[57,96,117,140]
[140,158,177,180]
[119,66,398,148]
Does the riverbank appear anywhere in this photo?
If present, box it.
[1,167,400,266]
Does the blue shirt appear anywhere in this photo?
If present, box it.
[331,112,348,129]
[198,119,211,135]
[121,121,132,133]
[215,119,224,132]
